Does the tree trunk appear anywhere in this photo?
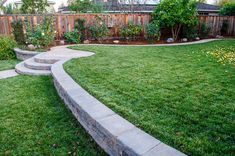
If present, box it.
[172,24,182,41]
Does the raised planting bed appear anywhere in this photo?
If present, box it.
[82,37,218,45]
[14,48,45,61]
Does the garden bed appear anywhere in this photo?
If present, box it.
[64,39,235,156]
[86,38,213,45]
[14,48,45,61]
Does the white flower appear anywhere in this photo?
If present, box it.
[42,32,45,36]
[54,31,57,33]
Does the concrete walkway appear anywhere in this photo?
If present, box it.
[15,46,94,76]
[0,69,18,79]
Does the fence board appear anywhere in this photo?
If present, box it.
[0,14,235,39]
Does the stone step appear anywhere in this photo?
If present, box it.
[34,55,61,64]
[24,58,52,70]
[15,62,51,76]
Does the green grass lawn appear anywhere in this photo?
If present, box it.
[65,40,235,156]
[0,76,106,156]
[0,59,20,71]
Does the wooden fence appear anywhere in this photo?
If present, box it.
[199,16,235,36]
[0,14,235,39]
[0,14,151,39]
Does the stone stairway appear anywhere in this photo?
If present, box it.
[15,54,57,76]
[15,45,94,76]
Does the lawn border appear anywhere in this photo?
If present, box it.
[51,58,186,156]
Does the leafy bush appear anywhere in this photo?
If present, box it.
[64,29,81,44]
[221,20,229,35]
[153,0,198,41]
[11,20,26,45]
[146,22,161,41]
[89,16,109,43]
[182,26,198,40]
[0,36,17,60]
[199,22,211,38]
[120,23,142,40]
[75,19,86,41]
[219,3,235,16]
[25,16,55,48]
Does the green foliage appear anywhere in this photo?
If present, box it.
[25,17,55,48]
[199,22,211,38]
[182,26,198,40]
[0,36,17,60]
[69,0,103,13]
[153,0,198,40]
[21,0,49,14]
[216,0,235,6]
[3,4,18,14]
[89,16,109,42]
[91,3,104,13]
[219,3,235,15]
[146,22,161,41]
[75,19,86,41]
[120,23,142,40]
[64,29,81,44]
[69,0,92,13]
[11,20,26,45]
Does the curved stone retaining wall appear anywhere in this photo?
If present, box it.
[14,48,43,61]
[51,59,187,156]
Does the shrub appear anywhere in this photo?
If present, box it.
[182,26,198,40]
[199,22,211,38]
[0,36,17,60]
[153,0,198,41]
[221,20,229,35]
[89,16,109,43]
[11,20,26,45]
[120,23,142,40]
[64,29,81,44]
[25,16,55,48]
[75,19,86,41]
[146,22,161,41]
[219,3,235,16]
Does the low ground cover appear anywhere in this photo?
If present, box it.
[65,39,235,156]
[0,76,106,155]
[0,60,19,71]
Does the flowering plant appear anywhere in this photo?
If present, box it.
[25,16,56,48]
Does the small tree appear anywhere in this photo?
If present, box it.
[21,0,49,14]
[69,0,92,13]
[153,0,198,41]
[219,3,235,15]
